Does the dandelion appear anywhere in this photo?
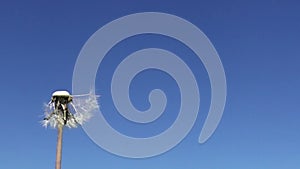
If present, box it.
[42,90,98,169]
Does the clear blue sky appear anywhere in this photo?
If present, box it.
[0,0,299,168]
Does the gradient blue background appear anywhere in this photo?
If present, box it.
[0,0,299,168]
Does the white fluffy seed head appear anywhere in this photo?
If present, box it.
[42,92,99,129]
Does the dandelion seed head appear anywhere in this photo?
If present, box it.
[42,91,99,129]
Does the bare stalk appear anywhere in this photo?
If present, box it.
[55,124,63,169]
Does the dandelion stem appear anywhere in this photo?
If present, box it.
[55,124,63,169]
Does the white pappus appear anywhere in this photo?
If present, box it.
[42,90,99,128]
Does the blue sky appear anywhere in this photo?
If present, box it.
[0,0,299,168]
